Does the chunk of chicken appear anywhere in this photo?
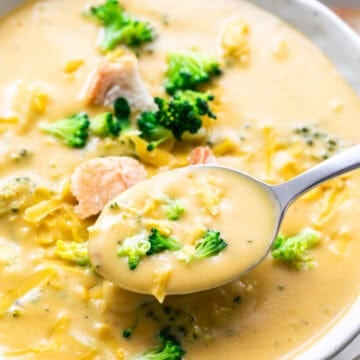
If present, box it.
[83,55,156,113]
[189,146,217,165]
[71,156,146,219]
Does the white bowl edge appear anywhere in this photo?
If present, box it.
[0,0,359,359]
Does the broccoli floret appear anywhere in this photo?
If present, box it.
[137,90,216,150]
[114,96,131,130]
[164,198,184,221]
[118,231,151,270]
[0,177,35,216]
[41,113,90,148]
[165,52,222,94]
[55,241,90,267]
[193,230,227,259]
[89,0,155,52]
[271,228,321,269]
[90,112,121,137]
[136,333,185,360]
[147,228,182,256]
[90,97,131,137]
[137,112,173,151]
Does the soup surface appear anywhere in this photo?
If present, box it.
[0,0,360,359]
[89,167,278,298]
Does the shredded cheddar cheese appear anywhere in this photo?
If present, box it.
[0,268,56,314]
[213,138,239,156]
[313,178,348,228]
[219,17,251,64]
[127,134,175,167]
[24,197,63,223]
[32,92,49,114]
[144,220,173,236]
[64,59,85,73]
[263,125,277,178]
[152,265,173,303]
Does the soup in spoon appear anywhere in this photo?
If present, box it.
[89,166,279,301]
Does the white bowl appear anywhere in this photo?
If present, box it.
[1,0,359,359]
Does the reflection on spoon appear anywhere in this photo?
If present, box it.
[89,145,360,302]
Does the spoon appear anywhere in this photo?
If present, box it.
[89,145,360,299]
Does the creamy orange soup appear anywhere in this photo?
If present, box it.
[0,0,360,359]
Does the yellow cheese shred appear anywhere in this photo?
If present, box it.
[0,268,56,314]
[64,58,85,73]
[196,177,224,216]
[313,179,348,228]
[75,349,97,360]
[24,196,89,245]
[219,17,251,65]
[5,316,97,356]
[144,220,173,236]
[328,228,352,256]
[24,197,63,223]
[0,116,19,133]
[213,138,239,156]
[32,92,49,114]
[127,134,175,167]
[152,265,173,303]
[11,82,49,133]
[263,125,276,178]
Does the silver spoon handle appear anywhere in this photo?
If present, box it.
[271,145,360,210]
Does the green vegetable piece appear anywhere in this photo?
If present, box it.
[147,228,182,256]
[271,228,321,269]
[89,0,155,52]
[164,198,184,221]
[90,112,121,137]
[193,230,227,259]
[135,333,185,360]
[41,113,90,148]
[123,328,133,338]
[0,177,35,216]
[118,231,151,270]
[165,51,222,94]
[137,112,173,151]
[55,241,90,267]
[114,97,131,130]
[137,90,216,150]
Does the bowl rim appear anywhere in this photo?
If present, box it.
[0,0,359,359]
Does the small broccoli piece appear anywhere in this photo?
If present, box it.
[89,0,155,52]
[137,90,216,150]
[137,112,173,151]
[271,228,321,269]
[0,177,35,216]
[55,241,90,267]
[164,198,184,221]
[41,113,90,148]
[90,112,121,137]
[193,230,227,259]
[146,228,182,256]
[162,91,216,140]
[114,97,131,130]
[165,51,222,94]
[136,333,185,360]
[123,327,134,338]
[118,231,151,270]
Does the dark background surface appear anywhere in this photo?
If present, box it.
[325,1,360,33]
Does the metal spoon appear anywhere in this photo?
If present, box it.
[89,145,360,295]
